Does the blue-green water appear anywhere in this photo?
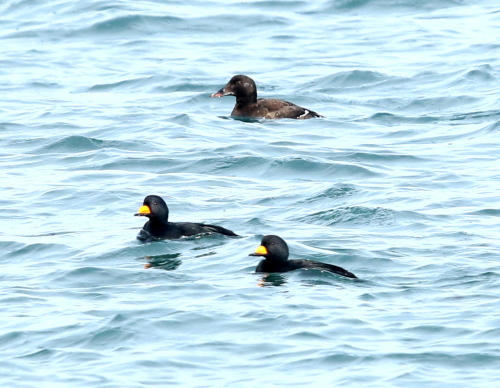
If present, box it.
[2,0,500,386]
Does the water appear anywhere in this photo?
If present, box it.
[1,0,500,386]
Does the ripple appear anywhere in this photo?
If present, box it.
[35,136,102,153]
[2,0,500,386]
[298,206,417,227]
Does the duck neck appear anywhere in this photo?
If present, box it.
[236,90,257,105]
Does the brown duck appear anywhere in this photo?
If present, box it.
[211,75,322,119]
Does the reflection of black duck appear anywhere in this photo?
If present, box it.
[249,235,357,279]
[135,195,238,241]
[211,75,322,119]
[144,253,182,271]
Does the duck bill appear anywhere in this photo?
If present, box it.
[134,205,151,216]
[211,85,235,98]
[210,88,226,98]
[249,245,268,257]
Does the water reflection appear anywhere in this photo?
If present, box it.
[143,253,182,271]
[257,273,288,287]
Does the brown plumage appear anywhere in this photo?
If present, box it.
[211,75,323,119]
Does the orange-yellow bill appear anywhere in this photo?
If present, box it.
[254,245,268,255]
[135,205,151,215]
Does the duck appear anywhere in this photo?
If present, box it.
[211,75,322,119]
[249,235,357,278]
[135,195,238,241]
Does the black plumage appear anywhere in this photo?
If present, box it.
[249,235,357,278]
[135,195,238,241]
